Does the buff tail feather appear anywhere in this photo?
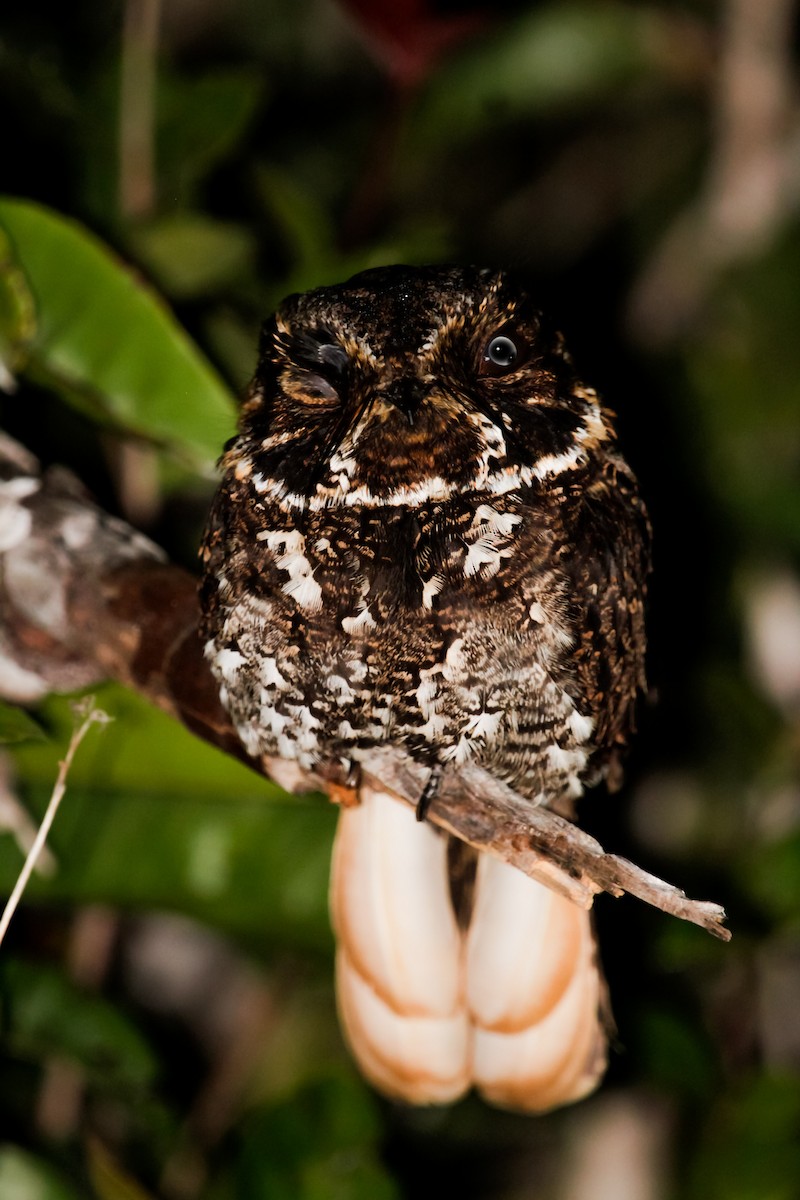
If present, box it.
[330,786,607,1111]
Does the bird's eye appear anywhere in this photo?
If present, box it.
[283,329,349,407]
[291,329,349,379]
[487,336,517,366]
[480,330,525,377]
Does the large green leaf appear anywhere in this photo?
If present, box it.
[3,688,335,950]
[0,784,336,950]
[0,198,236,471]
[9,686,265,798]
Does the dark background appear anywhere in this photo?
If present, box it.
[1,1,799,1197]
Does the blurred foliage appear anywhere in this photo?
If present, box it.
[1,0,799,1197]
[1,687,335,948]
[0,1146,84,1200]
[0,701,47,745]
[0,199,236,474]
[229,1075,401,1199]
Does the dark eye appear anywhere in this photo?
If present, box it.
[285,329,349,407]
[480,330,526,377]
[292,329,348,379]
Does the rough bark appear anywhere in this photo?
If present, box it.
[0,432,730,940]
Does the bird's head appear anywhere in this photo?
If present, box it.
[226,264,613,510]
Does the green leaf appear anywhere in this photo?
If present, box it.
[127,214,258,300]
[4,687,334,949]
[0,959,158,1092]
[10,686,262,797]
[157,71,265,204]
[0,1147,82,1200]
[0,225,37,387]
[636,1005,718,1103]
[688,1074,800,1200]
[0,198,236,471]
[0,784,335,950]
[0,700,46,744]
[236,1075,400,1200]
[741,831,800,920]
[414,2,652,145]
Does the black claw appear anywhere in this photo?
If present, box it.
[415,765,443,822]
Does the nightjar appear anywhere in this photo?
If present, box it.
[200,265,650,1111]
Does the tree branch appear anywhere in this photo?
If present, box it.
[628,0,797,345]
[0,433,730,941]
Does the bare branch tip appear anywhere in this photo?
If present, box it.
[69,696,113,730]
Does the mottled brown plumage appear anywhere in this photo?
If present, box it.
[200,264,650,1110]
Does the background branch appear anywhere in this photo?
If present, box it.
[627,0,797,344]
[119,0,161,221]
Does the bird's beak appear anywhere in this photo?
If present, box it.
[378,377,430,426]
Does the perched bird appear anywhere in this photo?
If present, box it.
[200,264,650,1111]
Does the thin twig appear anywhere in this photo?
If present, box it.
[0,700,111,946]
[363,754,732,941]
[628,0,797,344]
[0,755,56,876]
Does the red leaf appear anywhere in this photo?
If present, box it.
[339,0,488,87]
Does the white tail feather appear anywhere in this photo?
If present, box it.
[330,783,471,1102]
[330,782,464,1014]
[336,946,471,1103]
[468,855,606,1112]
[330,788,607,1111]
[466,853,585,1030]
